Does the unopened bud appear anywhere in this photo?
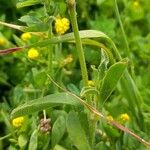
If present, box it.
[67,0,76,8]
[39,118,51,133]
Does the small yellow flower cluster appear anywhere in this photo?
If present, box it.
[106,115,113,122]
[63,55,73,65]
[21,32,31,41]
[55,18,70,35]
[119,113,130,122]
[0,38,6,46]
[28,48,39,59]
[133,1,139,7]
[88,80,95,87]
[12,117,24,128]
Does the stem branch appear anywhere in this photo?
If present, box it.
[67,0,88,87]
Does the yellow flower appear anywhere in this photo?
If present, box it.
[88,80,95,87]
[28,48,39,59]
[0,38,6,46]
[107,115,113,122]
[55,18,70,34]
[63,55,73,65]
[119,113,130,122]
[21,32,31,41]
[12,117,24,128]
[133,1,139,7]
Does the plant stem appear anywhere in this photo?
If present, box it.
[114,0,131,59]
[114,0,144,129]
[114,0,135,76]
[47,19,53,75]
[67,0,96,148]
[43,110,47,120]
[0,133,12,141]
[89,114,97,148]
[67,0,88,88]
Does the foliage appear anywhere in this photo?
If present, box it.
[0,0,150,149]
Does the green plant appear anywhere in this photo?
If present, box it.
[0,0,150,149]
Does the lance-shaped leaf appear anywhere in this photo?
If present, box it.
[119,71,144,128]
[66,111,91,150]
[99,59,128,104]
[0,30,111,55]
[11,92,80,119]
[29,30,109,47]
[16,0,40,8]
[28,129,38,150]
[51,116,66,148]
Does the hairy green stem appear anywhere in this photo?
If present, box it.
[67,0,96,147]
[67,0,88,87]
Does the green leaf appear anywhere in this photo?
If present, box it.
[95,142,110,150]
[81,39,114,64]
[99,59,128,104]
[27,30,120,60]
[0,30,115,59]
[18,134,27,148]
[78,112,90,139]
[80,87,99,97]
[19,15,48,32]
[16,0,40,8]
[98,48,110,79]
[84,47,101,65]
[7,145,18,150]
[66,111,91,150]
[32,69,47,88]
[19,15,42,25]
[90,15,116,37]
[67,83,80,96]
[51,116,66,148]
[53,145,67,150]
[119,71,144,127]
[28,129,38,150]
[13,35,24,46]
[127,1,144,21]
[0,71,10,86]
[103,124,120,138]
[11,92,80,119]
[29,30,110,48]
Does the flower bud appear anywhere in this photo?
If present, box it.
[0,38,6,46]
[21,32,31,41]
[39,118,51,133]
